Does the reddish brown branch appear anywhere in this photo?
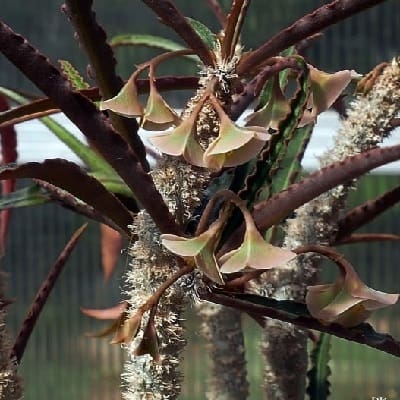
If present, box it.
[62,0,149,171]
[200,289,400,358]
[334,233,400,245]
[221,144,400,254]
[253,144,400,233]
[141,0,214,66]
[335,185,400,241]
[237,0,386,74]
[10,224,87,364]
[34,179,127,236]
[222,0,250,60]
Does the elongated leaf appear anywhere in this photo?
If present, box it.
[110,33,185,52]
[59,60,90,90]
[253,144,400,233]
[90,172,134,198]
[307,333,332,400]
[244,58,310,204]
[11,223,87,363]
[0,159,133,234]
[0,185,48,209]
[269,124,313,196]
[34,179,124,232]
[186,17,218,50]
[141,0,213,66]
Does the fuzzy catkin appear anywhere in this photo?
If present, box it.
[122,158,208,400]
[259,59,400,400]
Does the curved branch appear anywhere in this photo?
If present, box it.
[237,0,387,74]
[141,0,214,66]
[10,224,87,364]
[200,290,400,358]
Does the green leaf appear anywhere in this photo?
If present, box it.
[90,171,135,198]
[110,33,185,52]
[307,333,332,400]
[269,124,313,196]
[59,60,90,90]
[240,57,311,206]
[186,17,218,50]
[0,185,48,209]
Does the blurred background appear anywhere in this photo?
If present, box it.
[1,1,400,399]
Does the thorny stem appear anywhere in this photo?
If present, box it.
[334,233,400,245]
[200,290,400,358]
[63,0,150,171]
[10,224,87,364]
[222,0,251,60]
[237,0,388,74]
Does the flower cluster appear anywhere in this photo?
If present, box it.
[161,193,296,284]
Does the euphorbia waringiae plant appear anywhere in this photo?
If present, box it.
[0,0,400,399]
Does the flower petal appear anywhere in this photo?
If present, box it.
[195,249,224,284]
[110,311,142,344]
[245,78,291,130]
[161,233,208,257]
[142,83,179,131]
[149,117,205,167]
[99,76,143,117]
[220,227,295,273]
[81,302,127,320]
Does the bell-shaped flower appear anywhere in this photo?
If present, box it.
[141,77,180,131]
[219,213,296,273]
[133,316,160,363]
[99,75,143,118]
[203,111,270,169]
[149,113,205,167]
[306,260,399,327]
[299,66,355,127]
[161,220,224,284]
[245,77,291,130]
[110,310,143,345]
